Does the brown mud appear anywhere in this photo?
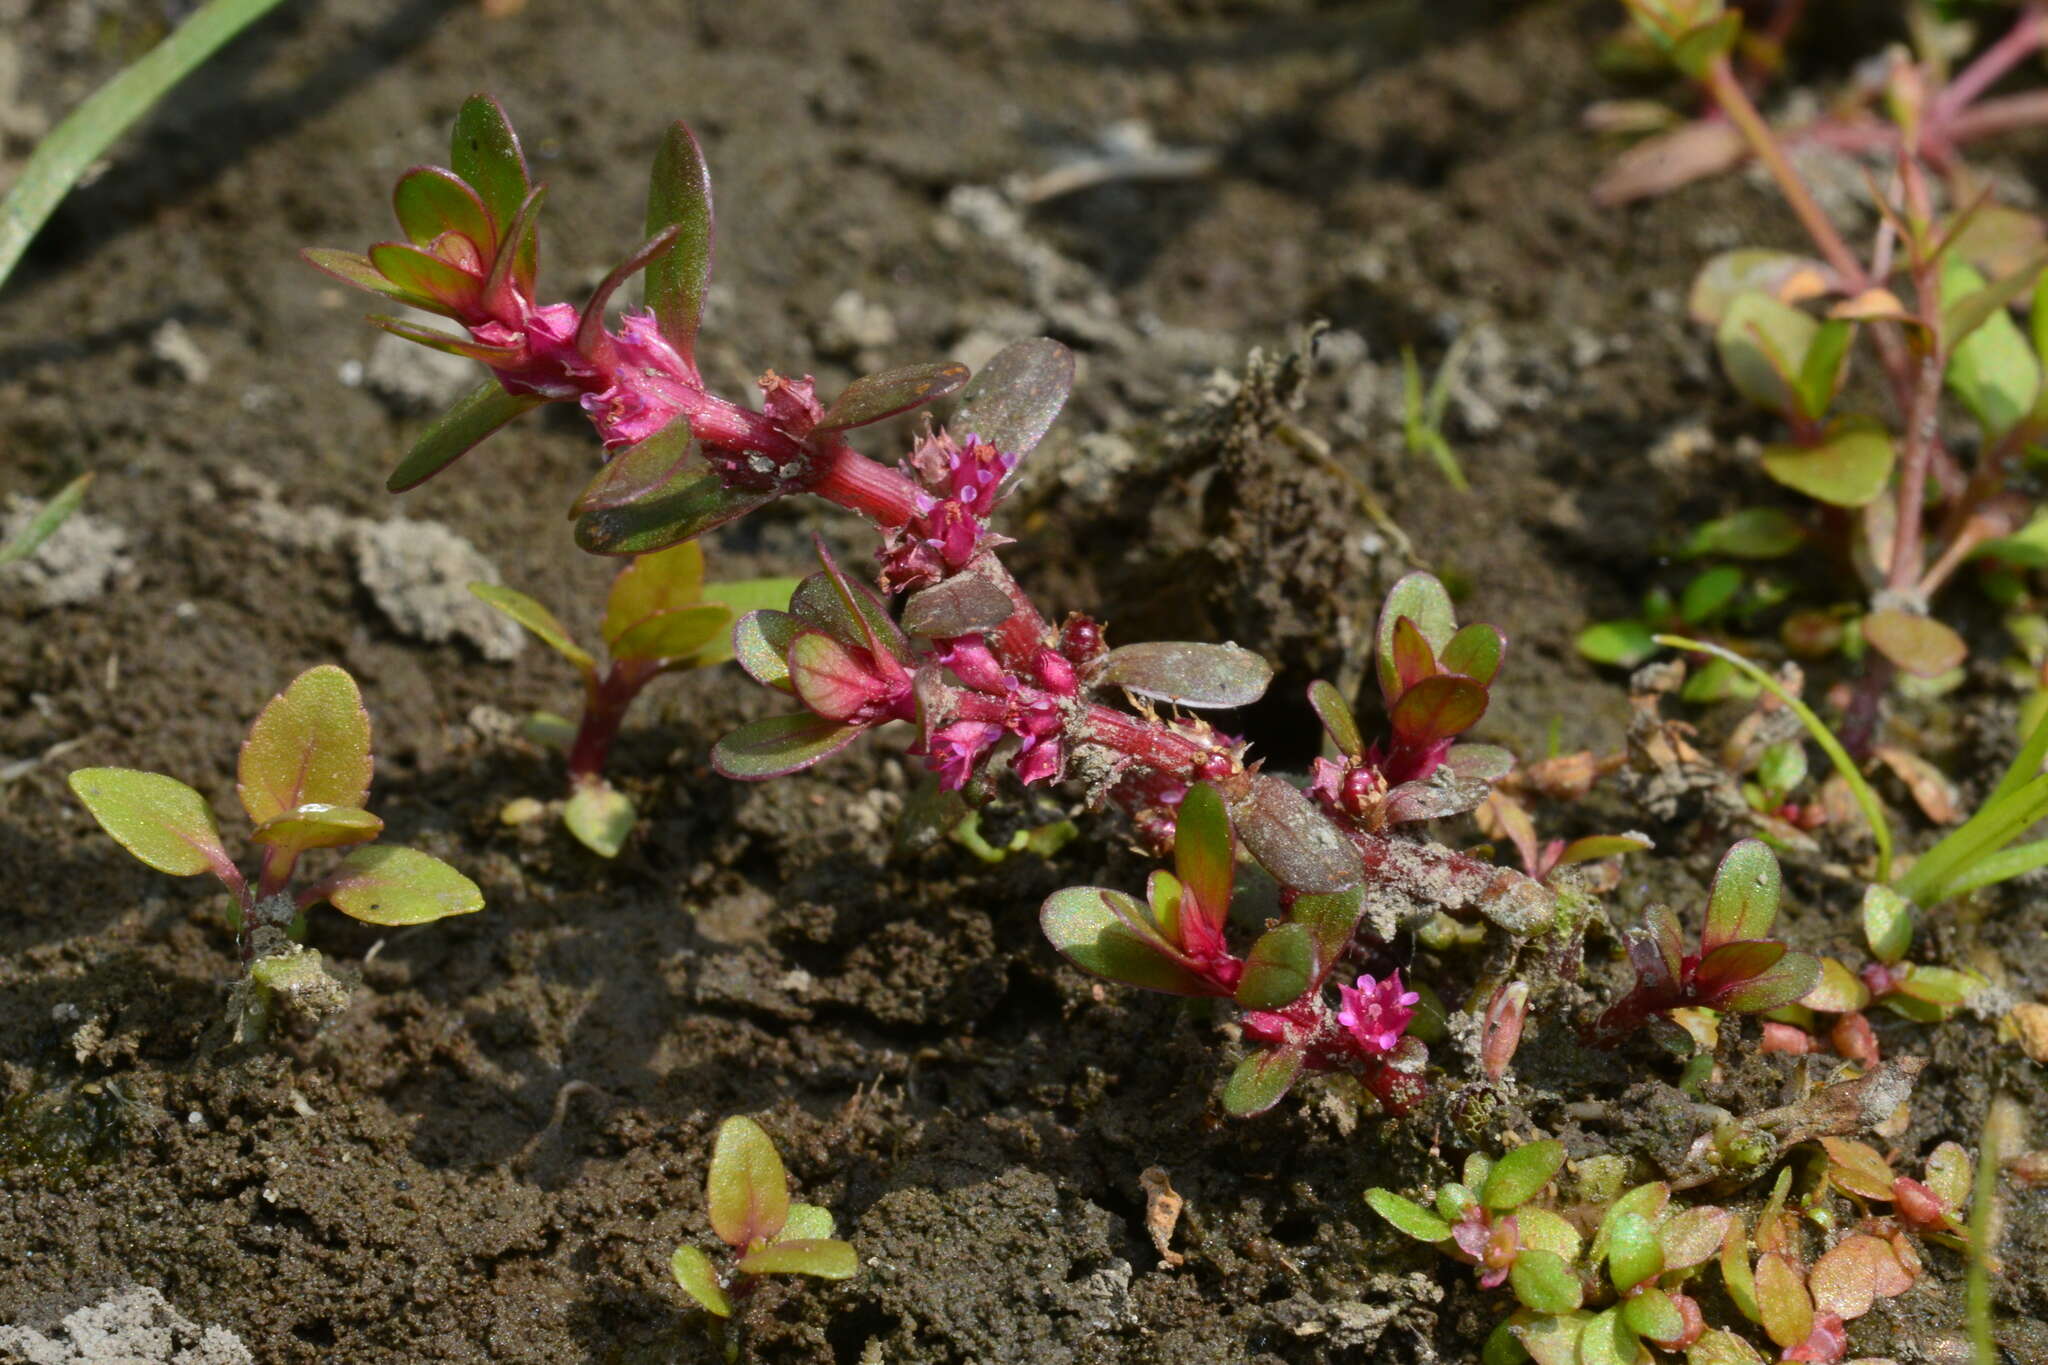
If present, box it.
[2,1,2045,1361]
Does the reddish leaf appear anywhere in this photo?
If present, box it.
[951,337,1074,457]
[816,362,971,433]
[1388,674,1487,747]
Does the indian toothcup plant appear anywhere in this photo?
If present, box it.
[304,94,1557,1118]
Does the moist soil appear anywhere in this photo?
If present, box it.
[2,1,2046,1361]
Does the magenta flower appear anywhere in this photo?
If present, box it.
[880,433,1020,592]
[1335,971,1419,1057]
[926,721,1004,790]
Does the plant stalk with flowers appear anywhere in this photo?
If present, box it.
[307,95,1576,1117]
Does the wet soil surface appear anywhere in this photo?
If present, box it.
[2,1,2046,1361]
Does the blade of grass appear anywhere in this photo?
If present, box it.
[1937,835,2048,900]
[0,0,292,293]
[0,472,92,566]
[1653,634,1892,880]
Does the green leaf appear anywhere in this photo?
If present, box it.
[1577,619,1659,668]
[563,780,635,858]
[779,1203,836,1242]
[609,605,731,663]
[1688,249,1827,327]
[237,665,374,827]
[574,449,774,556]
[817,361,971,433]
[736,1237,858,1279]
[1097,641,1274,709]
[1234,923,1315,1009]
[68,768,234,881]
[1363,1187,1452,1242]
[1174,782,1235,930]
[1440,622,1505,686]
[249,804,383,854]
[1760,421,1895,508]
[732,610,801,694]
[693,579,800,663]
[573,416,697,518]
[1794,318,1853,420]
[1679,566,1744,625]
[393,166,495,254]
[1221,1046,1304,1117]
[670,1245,732,1317]
[1577,1306,1639,1365]
[1717,291,1817,415]
[1039,887,1212,995]
[1702,838,1780,951]
[1554,833,1654,866]
[1622,1285,1685,1344]
[1801,955,1871,1013]
[712,712,863,780]
[1482,1319,1531,1365]
[449,93,531,236]
[1591,1183,1669,1266]
[789,550,910,662]
[1482,1140,1565,1211]
[951,337,1075,457]
[1607,1210,1664,1292]
[1720,1219,1758,1322]
[1229,774,1362,893]
[1862,607,1967,678]
[1925,1141,1973,1212]
[1376,572,1457,704]
[1512,1310,1592,1365]
[0,472,92,568]
[318,846,482,926]
[644,121,715,357]
[1861,883,1914,965]
[1516,1206,1582,1261]
[708,1115,789,1249]
[469,583,595,675]
[1510,1249,1583,1314]
[1754,1251,1813,1350]
[388,380,545,493]
[1288,885,1367,977]
[1308,679,1364,758]
[364,313,521,366]
[602,541,704,643]
[365,241,481,317]
[1670,10,1742,78]
[1687,1328,1768,1364]
[1682,507,1804,560]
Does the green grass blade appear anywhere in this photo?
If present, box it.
[0,472,92,567]
[0,0,293,293]
[1653,634,1892,881]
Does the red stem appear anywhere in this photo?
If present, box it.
[1933,3,2048,126]
[567,659,662,785]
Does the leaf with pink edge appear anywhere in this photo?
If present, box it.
[482,184,546,315]
[1097,641,1274,709]
[394,166,495,255]
[736,1238,858,1279]
[1661,1206,1732,1271]
[787,630,888,721]
[250,804,383,854]
[1692,938,1786,998]
[1389,674,1487,746]
[237,665,373,826]
[1174,782,1235,934]
[450,93,531,235]
[733,611,801,694]
[1221,1045,1305,1117]
[1809,1233,1912,1320]
[574,225,682,357]
[816,362,971,433]
[1627,905,1685,995]
[573,452,775,555]
[68,769,236,882]
[952,337,1075,457]
[1234,923,1315,1010]
[575,418,698,518]
[792,539,911,663]
[317,846,483,926]
[389,380,546,493]
[1231,775,1362,893]
[644,121,715,357]
[707,1115,789,1250]
[1440,622,1505,686]
[713,712,864,779]
[366,241,481,317]
[1039,887,1212,996]
[1820,1138,1898,1200]
[1375,572,1457,704]
[1703,838,1782,951]
[1307,679,1363,758]
[365,314,522,366]
[1711,949,1819,1014]
[1390,616,1436,693]
[301,247,425,306]
[1288,885,1365,978]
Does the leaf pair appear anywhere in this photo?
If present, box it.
[670,1116,856,1318]
[69,666,482,929]
[1374,572,1501,751]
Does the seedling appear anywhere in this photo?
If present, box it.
[471,540,796,855]
[670,1116,855,1357]
[1591,840,1820,1050]
[0,472,92,567]
[1402,335,1472,493]
[68,665,482,1035]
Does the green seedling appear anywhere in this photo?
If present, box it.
[1576,564,1781,698]
[0,473,92,567]
[471,540,795,856]
[68,666,481,1036]
[671,1116,856,1358]
[1402,335,1473,492]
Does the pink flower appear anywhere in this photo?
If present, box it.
[933,637,1013,694]
[1336,971,1419,1057]
[925,721,1003,790]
